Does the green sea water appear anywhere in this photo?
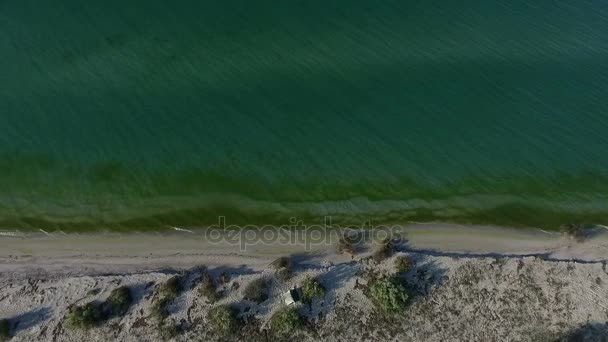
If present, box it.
[2,1,608,231]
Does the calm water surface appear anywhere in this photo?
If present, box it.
[2,1,608,230]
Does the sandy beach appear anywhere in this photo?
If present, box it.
[1,224,605,277]
[1,224,608,341]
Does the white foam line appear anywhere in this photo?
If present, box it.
[169,226,194,233]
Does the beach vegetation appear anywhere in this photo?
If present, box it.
[151,276,183,320]
[158,321,181,341]
[66,302,103,330]
[301,277,326,302]
[199,272,222,303]
[151,297,171,320]
[208,305,239,336]
[395,255,413,273]
[270,256,292,271]
[270,307,304,337]
[106,286,133,316]
[271,257,293,282]
[159,276,181,299]
[367,275,409,313]
[0,319,9,342]
[243,277,270,304]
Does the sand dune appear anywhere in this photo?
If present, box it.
[1,225,607,341]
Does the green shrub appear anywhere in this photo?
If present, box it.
[158,321,180,341]
[243,278,269,304]
[301,277,325,302]
[394,255,413,273]
[159,276,181,300]
[106,286,133,316]
[367,275,409,313]
[151,297,171,320]
[151,276,183,320]
[208,305,239,336]
[0,319,9,342]
[199,273,222,303]
[270,307,303,337]
[66,302,103,330]
[271,257,293,282]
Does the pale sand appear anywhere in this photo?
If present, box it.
[0,224,607,341]
[0,224,605,276]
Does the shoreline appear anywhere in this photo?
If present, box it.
[1,223,606,279]
[3,196,607,232]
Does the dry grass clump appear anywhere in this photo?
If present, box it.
[270,256,292,270]
[271,256,293,282]
[151,276,183,320]
[243,277,270,304]
[158,321,181,341]
[208,305,240,336]
[199,272,223,303]
[394,255,413,273]
[106,286,133,316]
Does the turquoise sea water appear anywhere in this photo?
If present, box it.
[2,1,608,230]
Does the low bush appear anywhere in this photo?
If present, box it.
[394,255,413,273]
[199,273,222,303]
[270,257,292,271]
[301,277,325,302]
[151,276,183,320]
[270,307,304,337]
[271,257,294,282]
[243,278,269,304]
[367,275,409,313]
[158,276,181,299]
[106,286,133,316]
[208,305,239,336]
[66,302,103,330]
[158,321,180,341]
[151,297,172,320]
[0,319,9,342]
